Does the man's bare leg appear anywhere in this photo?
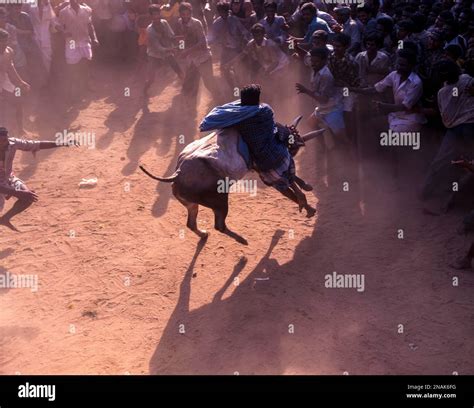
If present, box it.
[294,175,313,191]
[0,197,34,231]
[290,182,316,217]
[142,68,155,113]
[278,183,316,218]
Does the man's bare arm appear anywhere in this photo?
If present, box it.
[39,140,79,149]
[6,58,29,90]
[295,83,329,104]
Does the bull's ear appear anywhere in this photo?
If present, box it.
[291,115,303,128]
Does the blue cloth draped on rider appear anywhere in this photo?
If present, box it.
[199,85,294,192]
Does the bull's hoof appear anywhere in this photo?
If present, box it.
[306,207,316,218]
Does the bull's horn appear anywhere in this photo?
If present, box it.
[302,129,326,142]
[291,115,303,128]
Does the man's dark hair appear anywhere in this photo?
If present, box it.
[397,48,417,65]
[0,127,8,135]
[333,32,351,48]
[411,12,427,32]
[240,84,261,106]
[300,2,317,15]
[433,59,461,83]
[263,1,277,11]
[179,2,193,13]
[0,28,9,40]
[439,10,454,21]
[312,29,328,42]
[216,1,230,13]
[148,4,161,14]
[298,0,313,7]
[310,47,329,60]
[363,32,383,48]
[398,19,415,33]
[250,23,265,34]
[376,16,394,32]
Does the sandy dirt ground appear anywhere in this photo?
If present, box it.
[0,60,473,375]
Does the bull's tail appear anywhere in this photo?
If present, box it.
[139,165,179,183]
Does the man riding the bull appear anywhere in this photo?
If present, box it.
[199,84,316,218]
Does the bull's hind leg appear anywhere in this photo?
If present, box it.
[186,203,208,239]
[212,194,248,245]
[173,186,208,240]
[213,194,228,233]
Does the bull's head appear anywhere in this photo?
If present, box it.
[286,115,325,157]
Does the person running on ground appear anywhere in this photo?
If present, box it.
[0,127,78,231]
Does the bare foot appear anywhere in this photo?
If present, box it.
[295,194,307,213]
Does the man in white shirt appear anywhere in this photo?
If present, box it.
[355,34,391,87]
[352,49,425,177]
[373,49,425,133]
[175,2,221,101]
[296,47,345,150]
[27,0,58,74]
[422,60,474,206]
[242,23,289,81]
[58,0,98,101]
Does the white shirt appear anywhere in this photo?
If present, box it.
[355,50,391,87]
[59,4,93,45]
[28,3,57,51]
[438,74,474,128]
[244,38,289,74]
[309,64,342,114]
[375,70,426,131]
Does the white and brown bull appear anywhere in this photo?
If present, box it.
[140,117,323,244]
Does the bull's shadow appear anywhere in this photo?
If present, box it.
[149,230,284,374]
[147,138,351,374]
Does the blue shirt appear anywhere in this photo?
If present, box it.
[303,16,332,43]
